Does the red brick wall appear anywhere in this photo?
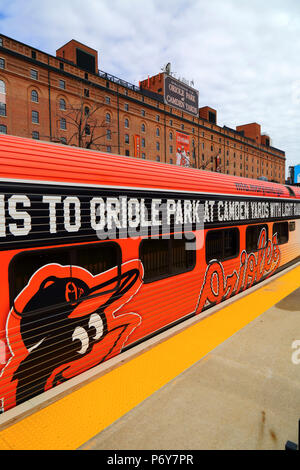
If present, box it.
[56,40,98,71]
[236,123,261,144]
[140,73,164,95]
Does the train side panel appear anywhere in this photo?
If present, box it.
[0,135,299,413]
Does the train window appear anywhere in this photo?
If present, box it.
[172,238,196,275]
[140,235,196,283]
[273,222,289,245]
[289,221,296,232]
[246,225,268,253]
[286,186,295,197]
[11,249,70,302]
[206,228,239,263]
[141,239,169,281]
[9,242,121,302]
[76,243,118,275]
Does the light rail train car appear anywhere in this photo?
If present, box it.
[0,135,299,412]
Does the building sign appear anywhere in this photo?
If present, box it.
[134,135,140,158]
[176,132,190,167]
[164,75,199,117]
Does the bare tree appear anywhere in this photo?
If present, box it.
[200,159,213,171]
[200,153,222,171]
[54,88,117,151]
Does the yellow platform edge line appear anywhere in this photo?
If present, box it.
[0,266,299,450]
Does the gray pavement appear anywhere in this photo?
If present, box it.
[79,288,300,450]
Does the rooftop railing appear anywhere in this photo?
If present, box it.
[98,69,140,92]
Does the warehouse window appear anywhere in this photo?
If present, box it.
[31,90,38,102]
[140,235,196,283]
[0,58,5,69]
[32,131,39,140]
[206,228,239,263]
[0,80,5,95]
[30,69,38,80]
[0,103,6,116]
[141,123,145,132]
[125,118,129,128]
[0,124,7,134]
[107,129,111,140]
[106,113,111,123]
[125,133,129,144]
[59,98,66,110]
[246,224,268,253]
[84,88,89,97]
[84,106,89,116]
[32,110,39,124]
[60,117,66,130]
[273,222,288,245]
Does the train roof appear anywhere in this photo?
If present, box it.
[0,135,297,200]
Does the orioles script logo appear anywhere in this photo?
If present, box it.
[0,259,143,412]
[196,228,281,312]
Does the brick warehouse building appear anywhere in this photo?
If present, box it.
[0,33,285,183]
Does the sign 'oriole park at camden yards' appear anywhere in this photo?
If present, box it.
[0,181,300,250]
[164,75,199,117]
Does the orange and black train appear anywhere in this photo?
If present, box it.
[0,135,298,412]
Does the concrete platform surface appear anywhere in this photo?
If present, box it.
[80,288,300,450]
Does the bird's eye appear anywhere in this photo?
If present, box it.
[88,313,104,340]
[72,326,89,354]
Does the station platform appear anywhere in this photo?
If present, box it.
[0,263,299,450]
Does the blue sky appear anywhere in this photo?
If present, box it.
[0,0,300,171]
